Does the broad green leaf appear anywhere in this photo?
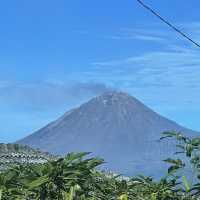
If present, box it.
[182,176,190,192]
[119,194,128,200]
[0,189,2,200]
[28,176,49,189]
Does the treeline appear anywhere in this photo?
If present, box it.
[0,132,200,200]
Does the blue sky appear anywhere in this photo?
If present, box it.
[0,0,200,142]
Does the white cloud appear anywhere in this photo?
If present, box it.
[88,22,200,113]
[103,25,182,43]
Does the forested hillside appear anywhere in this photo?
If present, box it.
[0,143,56,171]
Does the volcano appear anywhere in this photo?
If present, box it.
[18,91,198,176]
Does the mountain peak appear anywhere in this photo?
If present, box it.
[18,91,198,177]
[87,91,143,109]
[101,90,131,98]
[97,91,134,100]
[97,91,132,102]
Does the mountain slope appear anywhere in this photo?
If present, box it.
[18,91,198,176]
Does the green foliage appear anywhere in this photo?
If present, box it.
[1,133,200,199]
[161,131,200,199]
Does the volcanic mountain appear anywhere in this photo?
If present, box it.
[18,91,198,176]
